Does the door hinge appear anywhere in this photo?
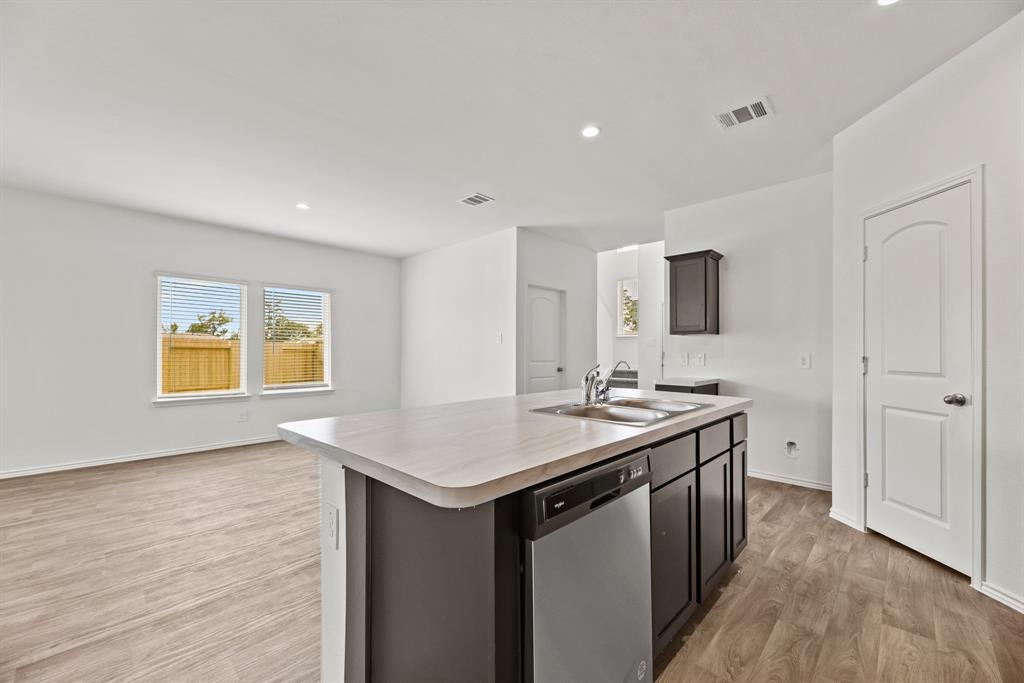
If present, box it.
[862,356,868,376]
[863,245,868,262]
[864,472,869,488]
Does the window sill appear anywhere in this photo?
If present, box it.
[153,393,251,406]
[260,386,334,398]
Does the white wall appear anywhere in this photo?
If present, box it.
[664,173,834,489]
[637,241,666,390]
[400,228,517,407]
[596,249,639,372]
[0,186,401,476]
[832,14,1023,604]
[516,229,596,394]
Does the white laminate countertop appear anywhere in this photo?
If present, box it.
[278,388,751,509]
[655,377,720,387]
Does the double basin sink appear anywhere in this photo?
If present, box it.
[533,396,708,427]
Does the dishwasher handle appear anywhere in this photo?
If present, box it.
[522,450,651,541]
[590,488,622,510]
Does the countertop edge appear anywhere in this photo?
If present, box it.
[280,397,752,508]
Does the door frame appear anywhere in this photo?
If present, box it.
[859,165,985,587]
[523,284,567,393]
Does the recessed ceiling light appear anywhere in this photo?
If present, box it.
[877,0,899,5]
[581,125,601,138]
[295,202,310,210]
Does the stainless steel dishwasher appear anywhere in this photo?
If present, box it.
[523,451,653,683]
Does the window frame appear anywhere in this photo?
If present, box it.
[260,283,332,395]
[616,277,639,338]
[154,273,249,402]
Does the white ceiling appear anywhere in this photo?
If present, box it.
[2,1,1020,256]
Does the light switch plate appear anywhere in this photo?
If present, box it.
[323,503,340,550]
[798,352,812,369]
[680,352,689,367]
[695,353,706,367]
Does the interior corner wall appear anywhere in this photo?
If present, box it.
[400,228,517,407]
[0,186,402,476]
[636,241,666,390]
[663,172,834,490]
[515,229,597,395]
[831,13,1023,603]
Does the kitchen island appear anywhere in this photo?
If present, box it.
[279,388,751,682]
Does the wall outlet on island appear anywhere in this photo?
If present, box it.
[798,352,812,369]
[324,503,340,550]
[237,410,248,423]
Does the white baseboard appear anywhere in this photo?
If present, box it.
[0,436,281,479]
[828,508,864,531]
[748,468,831,491]
[980,581,1024,614]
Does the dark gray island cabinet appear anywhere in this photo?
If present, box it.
[278,389,751,683]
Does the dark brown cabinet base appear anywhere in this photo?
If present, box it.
[698,450,731,601]
[731,441,748,559]
[651,470,697,655]
[649,412,749,658]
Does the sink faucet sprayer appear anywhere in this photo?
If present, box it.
[580,361,631,405]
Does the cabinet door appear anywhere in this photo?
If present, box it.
[731,442,747,559]
[669,258,707,334]
[699,452,730,601]
[651,471,696,642]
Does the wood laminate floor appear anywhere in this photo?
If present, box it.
[0,442,321,683]
[654,477,1024,683]
[2,443,1022,682]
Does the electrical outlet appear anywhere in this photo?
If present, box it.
[798,352,812,369]
[694,353,706,367]
[680,352,689,367]
[237,410,248,423]
[323,503,340,550]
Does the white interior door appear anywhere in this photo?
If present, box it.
[864,181,975,575]
[526,285,564,393]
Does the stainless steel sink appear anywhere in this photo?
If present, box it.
[532,396,709,427]
[604,397,706,414]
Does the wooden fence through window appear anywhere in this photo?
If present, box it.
[160,334,323,393]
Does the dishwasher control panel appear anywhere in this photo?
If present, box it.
[523,451,652,541]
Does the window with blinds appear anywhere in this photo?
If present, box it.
[157,276,247,397]
[263,286,330,390]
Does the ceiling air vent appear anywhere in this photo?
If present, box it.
[714,97,773,130]
[460,192,494,206]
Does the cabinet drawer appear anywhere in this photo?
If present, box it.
[732,413,748,445]
[698,420,730,463]
[650,433,696,489]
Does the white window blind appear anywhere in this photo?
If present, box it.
[157,276,247,397]
[263,286,330,389]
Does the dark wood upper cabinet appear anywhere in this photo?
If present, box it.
[665,250,723,335]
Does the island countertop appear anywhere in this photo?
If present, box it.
[278,388,751,508]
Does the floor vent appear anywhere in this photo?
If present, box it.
[459,193,494,206]
[715,97,773,129]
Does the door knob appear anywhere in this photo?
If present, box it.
[943,393,967,406]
